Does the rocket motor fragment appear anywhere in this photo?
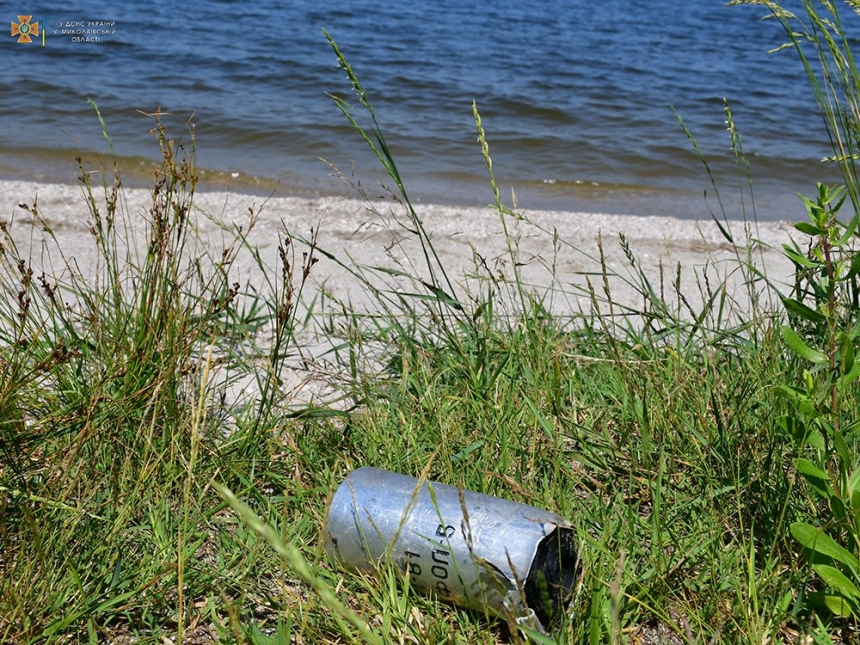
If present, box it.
[325,467,579,632]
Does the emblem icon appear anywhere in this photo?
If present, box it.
[11,15,39,43]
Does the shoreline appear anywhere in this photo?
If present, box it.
[0,178,797,321]
[0,147,816,223]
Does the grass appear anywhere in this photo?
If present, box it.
[3,2,860,643]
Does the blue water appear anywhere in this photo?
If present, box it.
[0,1,845,219]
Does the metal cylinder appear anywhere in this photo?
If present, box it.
[325,467,579,631]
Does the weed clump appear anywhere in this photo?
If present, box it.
[0,108,320,643]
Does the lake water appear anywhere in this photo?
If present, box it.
[0,1,844,220]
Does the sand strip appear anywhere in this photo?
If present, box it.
[0,179,797,312]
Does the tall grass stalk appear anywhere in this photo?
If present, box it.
[733,0,860,207]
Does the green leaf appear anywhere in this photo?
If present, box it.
[795,221,828,236]
[419,281,463,310]
[834,431,852,469]
[822,593,856,617]
[846,252,860,280]
[795,458,829,481]
[838,360,860,392]
[782,245,822,268]
[848,465,860,499]
[775,415,806,441]
[840,335,856,376]
[831,495,850,528]
[516,626,559,645]
[781,297,826,324]
[781,326,827,363]
[711,215,734,244]
[367,265,411,277]
[526,397,557,443]
[835,213,858,246]
[451,440,484,462]
[791,522,860,570]
[774,385,818,416]
[244,622,282,645]
[814,564,860,600]
[795,458,835,499]
[806,427,826,451]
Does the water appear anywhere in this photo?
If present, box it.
[0,1,844,219]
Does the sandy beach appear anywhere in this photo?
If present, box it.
[0,179,798,317]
